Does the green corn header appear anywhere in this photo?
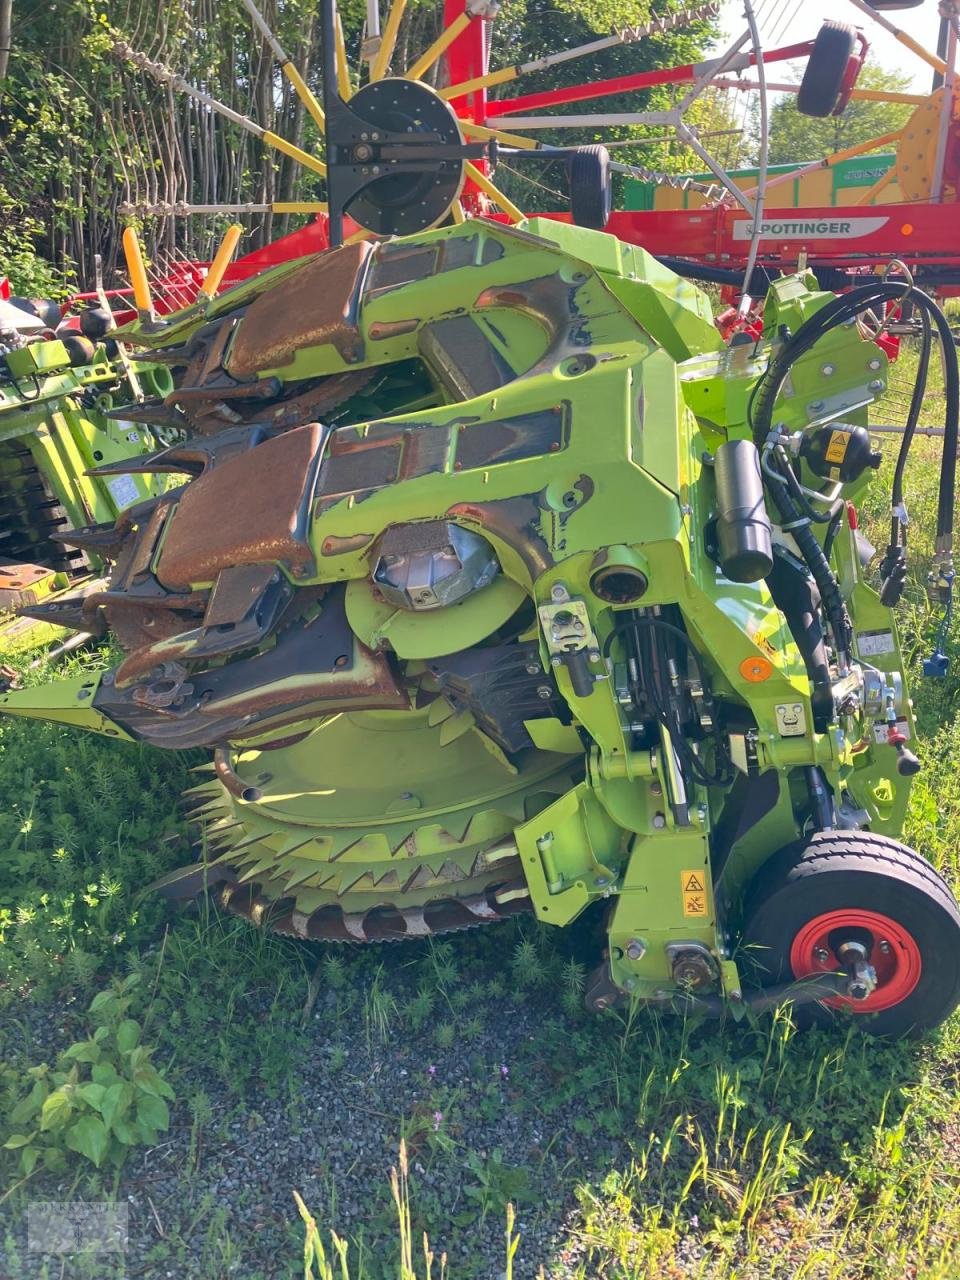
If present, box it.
[2,218,958,1037]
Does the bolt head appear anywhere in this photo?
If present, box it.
[536,685,552,700]
[652,812,666,829]
[878,940,892,955]
[814,946,830,963]
[626,938,646,961]
[550,583,568,602]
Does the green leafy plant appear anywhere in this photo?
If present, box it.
[2,973,173,1175]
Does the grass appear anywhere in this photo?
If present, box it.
[0,339,959,1277]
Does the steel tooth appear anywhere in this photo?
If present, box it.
[150,861,236,900]
[426,697,456,727]
[87,453,187,478]
[439,709,475,746]
[182,780,221,798]
[226,831,265,852]
[283,860,326,892]
[51,523,126,556]
[105,401,190,430]
[238,853,283,881]
[398,906,431,937]
[372,869,401,890]
[278,833,320,857]
[400,864,437,893]
[493,882,531,907]
[437,859,468,883]
[248,894,277,926]
[16,597,103,634]
[326,833,363,862]
[340,912,368,942]
[460,896,501,923]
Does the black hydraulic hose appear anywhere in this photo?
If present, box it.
[890,306,931,547]
[603,616,734,787]
[750,281,958,546]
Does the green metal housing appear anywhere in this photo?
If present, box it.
[0,218,918,1010]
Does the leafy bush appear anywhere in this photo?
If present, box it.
[1,973,173,1176]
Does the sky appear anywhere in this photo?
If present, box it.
[716,0,944,91]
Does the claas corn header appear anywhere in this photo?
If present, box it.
[1,214,957,1037]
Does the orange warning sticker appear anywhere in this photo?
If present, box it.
[681,870,709,916]
[825,431,850,465]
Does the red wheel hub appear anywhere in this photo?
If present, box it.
[789,909,922,1012]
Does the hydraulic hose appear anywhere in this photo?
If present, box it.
[750,281,958,549]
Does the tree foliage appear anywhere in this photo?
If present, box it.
[766,64,917,167]
[0,0,720,288]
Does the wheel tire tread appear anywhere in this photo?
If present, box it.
[797,21,856,118]
[740,831,960,1036]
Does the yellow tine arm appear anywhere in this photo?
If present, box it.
[461,120,539,150]
[742,130,903,198]
[335,9,352,98]
[406,11,471,81]
[439,65,517,99]
[262,129,327,177]
[122,226,154,317]
[200,223,243,299]
[371,0,407,80]
[845,0,947,75]
[241,0,326,128]
[856,168,896,206]
[283,62,326,131]
[272,201,329,214]
[464,162,524,222]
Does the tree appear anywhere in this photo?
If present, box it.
[766,63,916,166]
[0,0,722,282]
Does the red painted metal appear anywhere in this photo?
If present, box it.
[789,908,922,1012]
[531,203,960,274]
[485,40,815,119]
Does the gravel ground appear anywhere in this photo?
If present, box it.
[0,921,644,1279]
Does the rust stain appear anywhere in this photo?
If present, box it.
[226,242,371,377]
[155,424,323,589]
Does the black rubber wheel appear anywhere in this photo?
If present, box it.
[797,22,856,118]
[569,145,612,231]
[10,296,61,329]
[739,831,960,1037]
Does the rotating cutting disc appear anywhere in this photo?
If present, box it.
[158,707,580,942]
[344,78,466,235]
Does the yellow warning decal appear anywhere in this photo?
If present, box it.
[681,870,709,918]
[825,431,850,464]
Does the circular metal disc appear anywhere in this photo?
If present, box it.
[345,78,465,235]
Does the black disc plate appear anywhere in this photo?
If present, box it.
[345,78,464,235]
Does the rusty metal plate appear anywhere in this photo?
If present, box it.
[155,424,323,589]
[225,242,371,378]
